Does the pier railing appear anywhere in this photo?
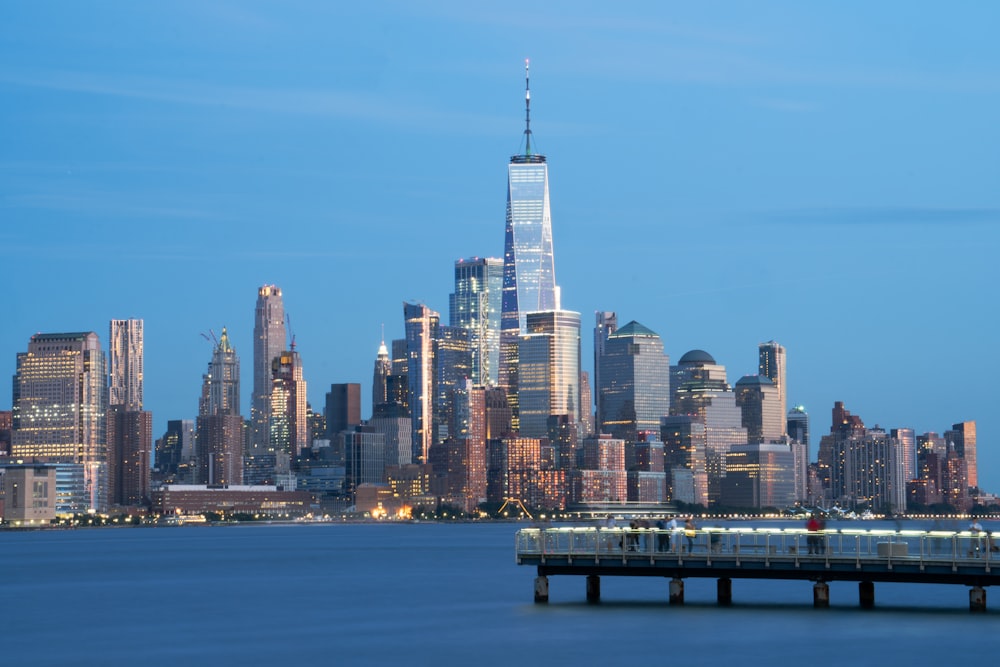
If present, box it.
[516,526,998,569]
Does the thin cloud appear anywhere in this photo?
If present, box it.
[0,66,509,134]
[754,206,1000,226]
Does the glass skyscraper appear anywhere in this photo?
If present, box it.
[450,256,502,386]
[500,61,560,418]
[596,320,671,442]
[252,285,286,457]
[517,310,580,439]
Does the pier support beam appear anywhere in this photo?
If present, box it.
[970,586,987,613]
[534,576,549,604]
[586,575,601,603]
[859,581,874,609]
[717,577,732,606]
[813,582,830,608]
[669,578,685,605]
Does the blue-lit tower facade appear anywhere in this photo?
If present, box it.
[450,257,502,386]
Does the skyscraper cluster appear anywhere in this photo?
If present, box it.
[2,64,983,518]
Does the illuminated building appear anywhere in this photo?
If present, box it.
[433,325,472,444]
[404,302,439,463]
[195,327,243,486]
[721,443,797,508]
[107,408,152,507]
[670,350,747,506]
[500,61,560,424]
[372,337,391,410]
[517,310,580,439]
[109,319,143,411]
[593,311,618,431]
[945,421,977,491]
[12,331,108,511]
[155,419,194,480]
[597,321,671,442]
[734,375,784,444]
[270,348,309,468]
[571,435,627,504]
[108,319,151,507]
[487,436,566,508]
[891,427,916,483]
[450,257,503,386]
[661,415,708,506]
[757,341,786,434]
[251,285,286,461]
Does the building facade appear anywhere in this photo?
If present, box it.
[251,285,286,461]
[450,256,503,386]
[517,310,581,439]
[597,320,670,442]
[12,332,108,511]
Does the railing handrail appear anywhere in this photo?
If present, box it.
[516,525,997,570]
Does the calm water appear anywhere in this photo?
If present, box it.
[3,520,999,666]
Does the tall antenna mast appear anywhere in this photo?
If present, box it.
[524,58,532,156]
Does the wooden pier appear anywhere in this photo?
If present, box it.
[515,526,1000,611]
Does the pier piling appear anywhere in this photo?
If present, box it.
[586,575,601,603]
[669,578,684,605]
[534,575,549,604]
[813,582,830,608]
[717,577,732,605]
[970,586,986,612]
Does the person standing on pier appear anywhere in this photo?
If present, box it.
[667,516,681,552]
[806,513,821,554]
[684,517,697,553]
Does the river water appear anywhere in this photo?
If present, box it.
[3,520,998,665]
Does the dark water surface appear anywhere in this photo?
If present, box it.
[3,521,999,665]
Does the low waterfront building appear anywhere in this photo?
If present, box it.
[150,484,317,517]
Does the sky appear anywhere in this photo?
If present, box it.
[3,3,998,490]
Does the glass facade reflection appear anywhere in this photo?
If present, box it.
[450,257,502,386]
[517,310,580,439]
[597,320,670,441]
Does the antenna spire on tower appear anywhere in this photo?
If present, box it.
[524,58,532,156]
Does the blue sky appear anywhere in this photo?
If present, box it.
[3,3,998,490]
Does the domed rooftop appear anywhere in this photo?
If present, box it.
[678,349,716,365]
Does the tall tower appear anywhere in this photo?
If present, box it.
[12,332,108,511]
[597,320,670,442]
[404,302,439,464]
[108,319,151,507]
[109,319,143,410]
[252,285,286,457]
[500,60,559,420]
[517,310,580,439]
[593,311,618,429]
[758,341,787,435]
[372,332,391,411]
[270,347,309,469]
[450,257,503,386]
[196,327,243,485]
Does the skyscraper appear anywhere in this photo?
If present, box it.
[734,375,784,444]
[252,285,286,458]
[12,332,108,511]
[195,327,243,485]
[596,320,670,442]
[450,257,503,386]
[500,61,560,419]
[270,348,309,468]
[593,311,617,428]
[372,336,391,411]
[404,302,439,464]
[108,318,151,507]
[517,310,580,439]
[758,341,787,435]
[109,319,143,411]
[945,421,977,491]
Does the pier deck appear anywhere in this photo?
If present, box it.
[515,526,1000,610]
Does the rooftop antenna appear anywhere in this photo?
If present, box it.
[286,313,295,351]
[523,58,532,156]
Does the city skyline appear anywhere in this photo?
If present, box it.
[2,4,997,489]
